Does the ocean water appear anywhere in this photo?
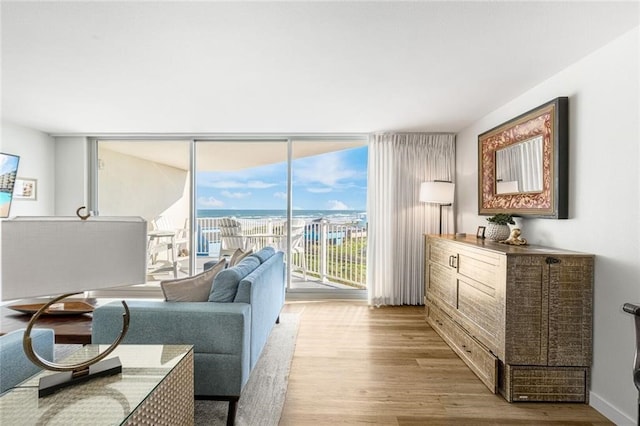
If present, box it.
[198,209,366,224]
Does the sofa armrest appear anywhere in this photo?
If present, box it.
[235,251,285,368]
[92,300,251,356]
[0,328,54,394]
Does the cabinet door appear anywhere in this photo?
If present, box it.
[426,262,456,310]
[455,245,503,352]
[457,246,502,287]
[427,237,457,268]
[547,257,593,366]
[457,276,499,353]
[504,256,548,365]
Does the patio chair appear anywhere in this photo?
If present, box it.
[281,219,307,280]
[147,216,190,278]
[219,217,250,258]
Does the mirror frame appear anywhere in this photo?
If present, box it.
[478,97,569,219]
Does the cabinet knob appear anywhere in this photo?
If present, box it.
[545,256,560,264]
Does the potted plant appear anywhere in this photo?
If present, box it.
[485,213,515,241]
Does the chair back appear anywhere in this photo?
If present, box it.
[289,219,306,253]
[218,217,246,251]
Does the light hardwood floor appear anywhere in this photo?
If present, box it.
[280,300,612,425]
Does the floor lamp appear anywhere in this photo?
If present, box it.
[419,181,455,234]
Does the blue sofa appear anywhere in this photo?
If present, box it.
[0,328,54,394]
[92,249,285,425]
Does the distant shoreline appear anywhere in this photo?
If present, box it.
[198,209,366,218]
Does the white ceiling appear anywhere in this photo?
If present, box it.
[2,1,638,135]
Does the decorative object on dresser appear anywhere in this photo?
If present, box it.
[419,180,455,234]
[499,228,528,246]
[478,97,569,219]
[484,213,515,241]
[424,234,593,403]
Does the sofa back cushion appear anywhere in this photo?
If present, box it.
[209,255,261,302]
[229,248,253,267]
[161,258,226,302]
[234,251,284,304]
[250,246,276,263]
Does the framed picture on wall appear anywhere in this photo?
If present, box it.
[14,177,37,201]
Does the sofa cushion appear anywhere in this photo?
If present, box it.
[229,248,253,267]
[209,255,260,302]
[161,258,226,302]
[251,246,276,263]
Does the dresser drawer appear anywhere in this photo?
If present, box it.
[501,365,588,403]
[427,303,498,393]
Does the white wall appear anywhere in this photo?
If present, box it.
[0,121,55,216]
[54,137,89,216]
[97,147,189,227]
[456,27,639,424]
[0,121,55,301]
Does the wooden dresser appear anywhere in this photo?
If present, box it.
[424,234,593,403]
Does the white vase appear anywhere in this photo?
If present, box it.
[485,223,510,241]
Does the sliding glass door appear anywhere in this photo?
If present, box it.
[194,140,288,270]
[95,139,192,286]
[94,136,368,296]
[289,140,368,292]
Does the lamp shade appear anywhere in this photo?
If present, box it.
[1,216,147,301]
[419,181,455,205]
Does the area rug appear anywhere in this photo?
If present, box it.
[195,312,300,425]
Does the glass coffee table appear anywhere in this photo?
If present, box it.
[0,344,194,425]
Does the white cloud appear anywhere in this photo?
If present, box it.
[307,187,332,193]
[327,200,349,210]
[273,191,287,199]
[247,180,278,189]
[295,152,357,187]
[203,180,242,188]
[198,196,224,207]
[222,190,251,199]
[204,180,277,189]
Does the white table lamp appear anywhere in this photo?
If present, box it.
[1,212,147,396]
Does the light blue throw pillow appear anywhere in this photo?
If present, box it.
[209,255,260,302]
[251,246,276,263]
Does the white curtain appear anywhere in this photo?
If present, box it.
[519,136,543,192]
[367,133,455,306]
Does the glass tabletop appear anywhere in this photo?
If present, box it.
[0,344,193,425]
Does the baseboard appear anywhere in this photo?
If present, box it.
[590,391,635,426]
[286,289,367,301]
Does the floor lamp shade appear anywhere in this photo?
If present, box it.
[420,181,455,234]
[419,181,455,205]
[1,216,147,301]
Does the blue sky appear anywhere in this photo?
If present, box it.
[0,153,20,176]
[196,146,367,211]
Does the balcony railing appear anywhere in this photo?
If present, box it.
[195,217,367,289]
